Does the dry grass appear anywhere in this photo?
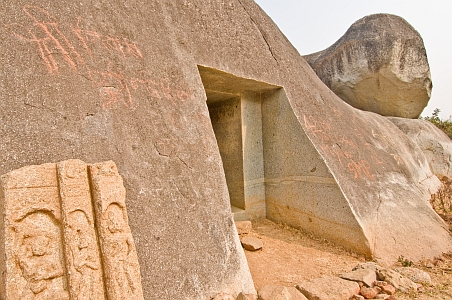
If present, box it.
[431,177,452,231]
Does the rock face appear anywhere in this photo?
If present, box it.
[388,117,452,179]
[1,1,451,297]
[0,160,144,300]
[304,14,432,118]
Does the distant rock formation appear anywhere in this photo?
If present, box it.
[304,14,432,118]
[388,117,452,179]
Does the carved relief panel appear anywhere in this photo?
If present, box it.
[0,160,143,300]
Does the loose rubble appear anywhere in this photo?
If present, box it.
[212,260,445,300]
[235,221,264,252]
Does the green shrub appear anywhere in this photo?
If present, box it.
[423,108,452,139]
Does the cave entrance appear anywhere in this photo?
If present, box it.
[198,65,280,220]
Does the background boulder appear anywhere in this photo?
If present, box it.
[304,14,432,118]
[388,117,452,179]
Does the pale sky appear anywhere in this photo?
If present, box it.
[254,0,452,119]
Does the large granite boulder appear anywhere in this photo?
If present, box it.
[304,14,432,118]
[388,117,452,179]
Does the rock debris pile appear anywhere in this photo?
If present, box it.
[213,225,433,300]
[213,261,430,299]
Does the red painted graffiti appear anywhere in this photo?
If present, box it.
[8,5,193,110]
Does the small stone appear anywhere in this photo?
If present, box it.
[236,292,250,300]
[374,281,396,295]
[382,285,396,295]
[353,262,382,272]
[375,294,391,299]
[351,295,365,300]
[376,268,417,292]
[235,221,252,235]
[360,286,381,299]
[297,276,360,300]
[258,285,308,300]
[211,292,235,300]
[394,267,431,284]
[241,236,263,251]
[341,268,377,287]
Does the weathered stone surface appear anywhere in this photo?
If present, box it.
[0,163,69,300]
[304,14,432,118]
[340,268,377,287]
[1,2,452,295]
[235,221,252,235]
[241,236,263,251]
[58,160,105,300]
[394,267,431,284]
[376,269,418,292]
[388,117,452,179]
[258,285,308,300]
[0,160,144,299]
[89,161,144,300]
[296,276,360,300]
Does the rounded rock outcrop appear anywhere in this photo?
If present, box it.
[304,14,432,118]
[388,117,452,179]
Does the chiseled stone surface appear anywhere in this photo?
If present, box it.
[58,160,105,300]
[0,160,144,300]
[304,14,432,118]
[89,161,144,300]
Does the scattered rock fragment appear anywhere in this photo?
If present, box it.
[241,236,263,251]
[340,268,377,287]
[376,269,418,292]
[236,292,251,300]
[258,285,308,300]
[394,267,431,284]
[360,286,381,299]
[211,292,235,300]
[353,262,382,272]
[296,276,360,300]
[374,281,396,295]
[375,294,391,299]
[235,221,252,235]
[351,295,365,300]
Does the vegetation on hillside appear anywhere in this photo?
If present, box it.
[430,177,452,231]
[423,108,452,139]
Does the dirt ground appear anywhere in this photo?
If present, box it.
[244,219,452,299]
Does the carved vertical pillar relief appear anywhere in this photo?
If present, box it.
[90,161,144,300]
[0,160,143,300]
